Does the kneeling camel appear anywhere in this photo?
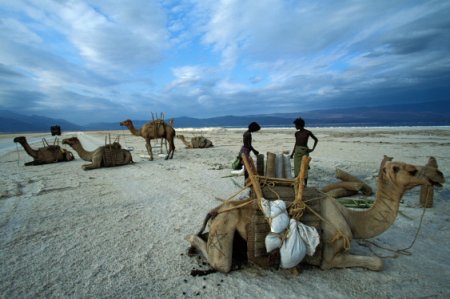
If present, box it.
[62,137,133,170]
[186,157,445,272]
[14,136,74,166]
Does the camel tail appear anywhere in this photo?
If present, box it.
[196,209,219,236]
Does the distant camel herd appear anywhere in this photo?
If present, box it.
[14,118,215,170]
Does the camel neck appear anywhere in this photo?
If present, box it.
[127,123,141,136]
[341,177,404,239]
[71,142,95,161]
[19,141,38,158]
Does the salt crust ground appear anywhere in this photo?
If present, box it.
[1,127,449,298]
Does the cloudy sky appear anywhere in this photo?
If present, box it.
[0,0,449,124]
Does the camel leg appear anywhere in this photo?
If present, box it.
[321,232,383,271]
[82,158,102,170]
[186,210,238,273]
[185,234,210,262]
[321,251,383,271]
[31,160,48,165]
[145,139,153,161]
[123,151,133,164]
[166,137,175,160]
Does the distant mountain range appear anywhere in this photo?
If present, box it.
[1,100,449,133]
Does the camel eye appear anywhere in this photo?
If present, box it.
[408,169,418,176]
[393,166,400,173]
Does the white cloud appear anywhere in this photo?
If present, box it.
[0,0,449,123]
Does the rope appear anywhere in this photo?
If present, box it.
[259,181,281,200]
[289,200,306,220]
[289,155,311,220]
[220,182,252,202]
[303,203,351,252]
[357,206,427,258]
[330,230,351,251]
[15,143,21,167]
[216,199,254,214]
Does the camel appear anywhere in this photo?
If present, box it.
[62,137,133,170]
[177,135,213,148]
[185,157,445,273]
[119,119,175,160]
[13,136,74,166]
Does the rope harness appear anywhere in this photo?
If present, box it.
[240,154,351,255]
[358,206,427,258]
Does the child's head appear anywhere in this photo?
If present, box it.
[248,122,261,132]
[293,117,305,129]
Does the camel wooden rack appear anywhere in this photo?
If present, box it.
[240,154,324,268]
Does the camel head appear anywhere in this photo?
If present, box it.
[13,136,26,143]
[381,161,445,191]
[119,119,133,127]
[62,137,80,147]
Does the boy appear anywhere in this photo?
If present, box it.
[290,118,318,182]
[240,122,261,180]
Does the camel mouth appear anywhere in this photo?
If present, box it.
[13,136,25,143]
[429,179,443,187]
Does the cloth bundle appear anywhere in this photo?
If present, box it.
[260,198,320,269]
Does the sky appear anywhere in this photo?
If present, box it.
[0,0,449,125]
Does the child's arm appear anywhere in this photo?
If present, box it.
[309,132,318,152]
[290,131,298,158]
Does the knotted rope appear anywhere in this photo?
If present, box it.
[289,155,311,220]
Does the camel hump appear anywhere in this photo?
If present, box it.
[148,119,168,136]
[45,145,61,152]
[111,142,122,149]
[102,145,128,166]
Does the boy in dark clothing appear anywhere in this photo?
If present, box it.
[240,122,261,180]
[290,118,318,182]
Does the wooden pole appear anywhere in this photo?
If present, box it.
[291,155,311,219]
[420,157,438,208]
[295,156,311,202]
[241,154,263,200]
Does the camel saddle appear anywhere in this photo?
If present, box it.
[247,186,325,268]
[45,145,74,161]
[102,143,125,166]
[152,119,166,137]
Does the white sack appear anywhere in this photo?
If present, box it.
[279,220,321,269]
[260,199,286,218]
[265,232,282,253]
[270,213,290,233]
[297,222,320,256]
[280,219,306,269]
[260,199,289,233]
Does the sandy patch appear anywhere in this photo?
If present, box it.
[1,127,449,298]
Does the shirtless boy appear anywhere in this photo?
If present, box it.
[290,118,318,181]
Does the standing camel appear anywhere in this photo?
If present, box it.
[119,119,175,160]
[13,136,74,166]
[62,137,133,170]
[186,157,445,273]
